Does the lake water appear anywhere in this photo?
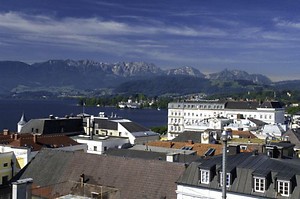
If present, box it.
[0,99,168,132]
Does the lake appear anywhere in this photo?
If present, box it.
[0,99,168,132]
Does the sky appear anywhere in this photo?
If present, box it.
[1,0,300,81]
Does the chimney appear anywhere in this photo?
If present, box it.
[252,149,259,156]
[12,178,33,199]
[3,129,9,135]
[187,140,194,144]
[166,153,179,162]
[33,134,38,143]
[228,145,240,155]
[80,174,85,187]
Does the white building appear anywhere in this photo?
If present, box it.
[72,135,129,155]
[168,101,285,139]
[0,145,30,171]
[85,113,160,145]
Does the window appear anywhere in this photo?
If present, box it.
[3,163,8,167]
[2,176,8,184]
[200,169,210,184]
[254,177,265,193]
[94,146,97,151]
[278,180,290,197]
[220,172,231,187]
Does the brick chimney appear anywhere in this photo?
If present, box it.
[80,173,85,187]
[3,129,9,135]
[187,140,194,144]
[33,134,38,143]
[14,134,19,141]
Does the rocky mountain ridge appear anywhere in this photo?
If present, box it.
[0,59,295,98]
[3,59,272,83]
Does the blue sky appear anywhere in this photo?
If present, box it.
[1,0,300,81]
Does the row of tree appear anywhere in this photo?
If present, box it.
[78,94,173,109]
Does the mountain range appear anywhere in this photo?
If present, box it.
[0,59,298,98]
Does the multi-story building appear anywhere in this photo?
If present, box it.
[168,101,285,139]
[84,112,160,145]
[176,145,300,199]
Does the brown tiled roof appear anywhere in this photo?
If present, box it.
[8,133,80,151]
[19,149,186,199]
[148,141,223,156]
[232,130,257,139]
[0,133,13,144]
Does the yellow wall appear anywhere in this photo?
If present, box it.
[0,153,13,185]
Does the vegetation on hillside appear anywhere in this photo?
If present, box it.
[78,94,173,109]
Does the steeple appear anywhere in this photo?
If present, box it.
[17,112,27,133]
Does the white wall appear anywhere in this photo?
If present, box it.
[75,138,128,155]
[176,185,261,199]
[0,146,30,170]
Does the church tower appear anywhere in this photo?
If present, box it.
[17,112,27,133]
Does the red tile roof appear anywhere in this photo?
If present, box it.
[232,130,257,139]
[1,133,80,151]
[148,141,223,156]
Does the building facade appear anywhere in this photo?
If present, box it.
[168,101,285,139]
[85,114,160,144]
[176,152,300,199]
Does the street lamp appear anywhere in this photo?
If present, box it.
[222,130,228,199]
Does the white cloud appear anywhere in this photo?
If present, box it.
[274,18,300,29]
[0,12,229,38]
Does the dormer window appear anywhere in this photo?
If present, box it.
[220,172,231,187]
[277,180,290,197]
[254,177,265,193]
[200,169,210,184]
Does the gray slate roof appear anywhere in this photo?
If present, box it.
[259,101,283,109]
[120,121,149,132]
[18,149,186,199]
[177,152,300,198]
[94,118,118,130]
[105,148,200,164]
[248,118,267,127]
[20,117,84,135]
[225,101,259,109]
[283,129,300,149]
[172,131,202,143]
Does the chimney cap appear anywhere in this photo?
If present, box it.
[12,178,33,185]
